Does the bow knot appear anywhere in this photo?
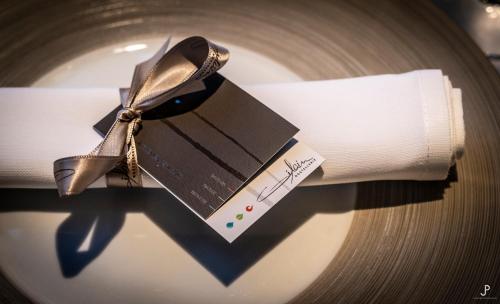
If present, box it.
[53,36,229,196]
[116,107,141,122]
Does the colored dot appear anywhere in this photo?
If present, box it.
[245,205,253,212]
[236,213,243,220]
[226,222,234,228]
[175,99,182,104]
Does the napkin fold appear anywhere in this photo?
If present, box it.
[0,70,464,188]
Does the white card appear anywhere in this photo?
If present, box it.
[206,140,324,242]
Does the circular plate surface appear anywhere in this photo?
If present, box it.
[0,1,499,303]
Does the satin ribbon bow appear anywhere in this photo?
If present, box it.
[53,36,229,196]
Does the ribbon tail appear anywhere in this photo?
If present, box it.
[126,131,142,186]
[105,119,143,188]
[54,155,123,196]
[54,118,130,196]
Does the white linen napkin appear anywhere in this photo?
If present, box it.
[0,70,464,188]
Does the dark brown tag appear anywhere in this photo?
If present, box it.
[94,73,298,219]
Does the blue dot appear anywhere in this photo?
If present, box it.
[175,99,182,104]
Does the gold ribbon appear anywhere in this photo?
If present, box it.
[53,36,229,196]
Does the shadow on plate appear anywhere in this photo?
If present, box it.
[0,167,456,285]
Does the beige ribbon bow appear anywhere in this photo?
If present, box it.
[53,36,229,196]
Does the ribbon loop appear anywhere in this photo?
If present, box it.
[53,36,229,196]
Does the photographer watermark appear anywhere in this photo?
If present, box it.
[473,284,497,301]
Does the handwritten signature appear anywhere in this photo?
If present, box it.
[257,157,315,202]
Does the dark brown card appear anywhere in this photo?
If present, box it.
[94,73,298,219]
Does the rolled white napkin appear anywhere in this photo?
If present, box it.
[0,70,464,188]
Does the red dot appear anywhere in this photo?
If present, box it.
[246,205,253,212]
